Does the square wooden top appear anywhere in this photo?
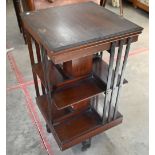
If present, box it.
[21,2,143,62]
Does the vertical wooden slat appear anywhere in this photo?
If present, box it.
[12,0,22,33]
[100,0,107,7]
[34,41,46,95]
[41,46,53,124]
[113,38,132,119]
[108,40,124,122]
[26,32,40,97]
[102,42,116,123]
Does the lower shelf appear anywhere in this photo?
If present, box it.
[36,95,123,151]
[53,108,122,150]
[36,94,89,125]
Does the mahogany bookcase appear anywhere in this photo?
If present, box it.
[21,2,143,151]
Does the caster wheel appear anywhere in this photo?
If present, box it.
[81,139,91,151]
[46,124,51,133]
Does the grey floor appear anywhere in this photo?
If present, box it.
[6,1,149,155]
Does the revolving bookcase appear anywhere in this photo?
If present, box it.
[21,2,143,151]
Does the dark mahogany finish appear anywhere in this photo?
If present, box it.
[13,0,123,35]
[22,2,143,151]
[21,2,142,64]
[13,0,22,32]
[14,0,101,39]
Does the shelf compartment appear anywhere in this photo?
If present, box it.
[32,57,127,91]
[93,57,128,87]
[53,75,106,110]
[54,109,101,143]
[36,95,70,124]
[36,95,90,125]
[36,93,123,151]
[52,108,123,150]
[32,61,66,89]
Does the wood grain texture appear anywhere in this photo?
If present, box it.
[63,55,93,77]
[36,97,123,150]
[32,61,66,88]
[53,76,106,110]
[21,2,143,56]
[32,57,128,90]
[63,55,93,110]
[36,95,71,123]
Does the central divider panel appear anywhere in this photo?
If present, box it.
[63,55,93,110]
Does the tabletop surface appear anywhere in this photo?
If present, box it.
[21,2,143,53]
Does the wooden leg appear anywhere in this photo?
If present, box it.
[100,0,104,6]
[100,0,107,7]
[12,0,22,33]
[46,124,51,133]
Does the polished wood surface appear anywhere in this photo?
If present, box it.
[33,56,128,112]
[32,57,128,91]
[21,2,142,64]
[54,109,102,142]
[32,61,66,88]
[53,75,106,109]
[63,55,93,110]
[63,55,93,77]
[16,0,101,40]
[36,94,71,123]
[21,2,142,52]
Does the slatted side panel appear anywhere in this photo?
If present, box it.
[91,38,132,124]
